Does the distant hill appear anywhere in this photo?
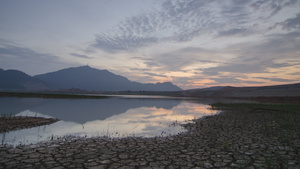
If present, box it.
[34,66,182,91]
[0,69,48,91]
[177,83,300,98]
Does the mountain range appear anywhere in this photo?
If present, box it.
[0,68,48,91]
[0,66,182,91]
[1,66,299,100]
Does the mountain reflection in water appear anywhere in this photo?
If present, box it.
[1,96,219,146]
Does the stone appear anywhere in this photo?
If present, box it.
[119,154,129,159]
[214,162,227,167]
[23,158,40,163]
[100,160,111,164]
[245,152,253,156]
[203,162,214,168]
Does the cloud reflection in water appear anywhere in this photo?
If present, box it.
[1,97,218,146]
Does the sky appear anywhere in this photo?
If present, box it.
[0,0,300,89]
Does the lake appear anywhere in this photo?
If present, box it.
[0,96,220,146]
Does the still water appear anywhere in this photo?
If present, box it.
[0,96,219,146]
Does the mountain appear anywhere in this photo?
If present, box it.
[177,83,300,98]
[34,66,182,91]
[0,69,49,91]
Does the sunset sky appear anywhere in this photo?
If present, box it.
[1,0,300,89]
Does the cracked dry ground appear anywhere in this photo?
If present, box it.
[1,104,299,168]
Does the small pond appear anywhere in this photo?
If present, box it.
[0,96,221,146]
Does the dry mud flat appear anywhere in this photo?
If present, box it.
[1,104,299,169]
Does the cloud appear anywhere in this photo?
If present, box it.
[203,64,261,76]
[217,28,252,37]
[255,77,297,82]
[92,10,161,53]
[290,72,300,75]
[149,30,300,88]
[0,43,59,61]
[141,47,222,72]
[243,80,265,84]
[121,28,300,88]
[250,0,298,18]
[90,1,247,52]
[205,30,300,74]
[130,67,151,72]
[201,56,294,76]
[143,61,161,67]
[143,72,168,78]
[256,31,300,55]
[210,76,243,84]
[0,40,70,75]
[70,53,93,59]
[202,61,292,77]
[90,0,300,53]
[280,13,300,30]
[93,34,157,53]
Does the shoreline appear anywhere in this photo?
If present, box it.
[1,91,300,104]
[0,116,59,133]
[1,103,299,168]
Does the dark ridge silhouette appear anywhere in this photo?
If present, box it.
[34,66,182,91]
[0,69,48,90]
[177,83,300,98]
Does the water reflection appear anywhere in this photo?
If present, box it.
[1,96,219,146]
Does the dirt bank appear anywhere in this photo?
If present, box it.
[0,116,59,132]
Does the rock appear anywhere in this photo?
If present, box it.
[100,160,111,164]
[119,154,129,159]
[214,161,227,167]
[203,162,214,168]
